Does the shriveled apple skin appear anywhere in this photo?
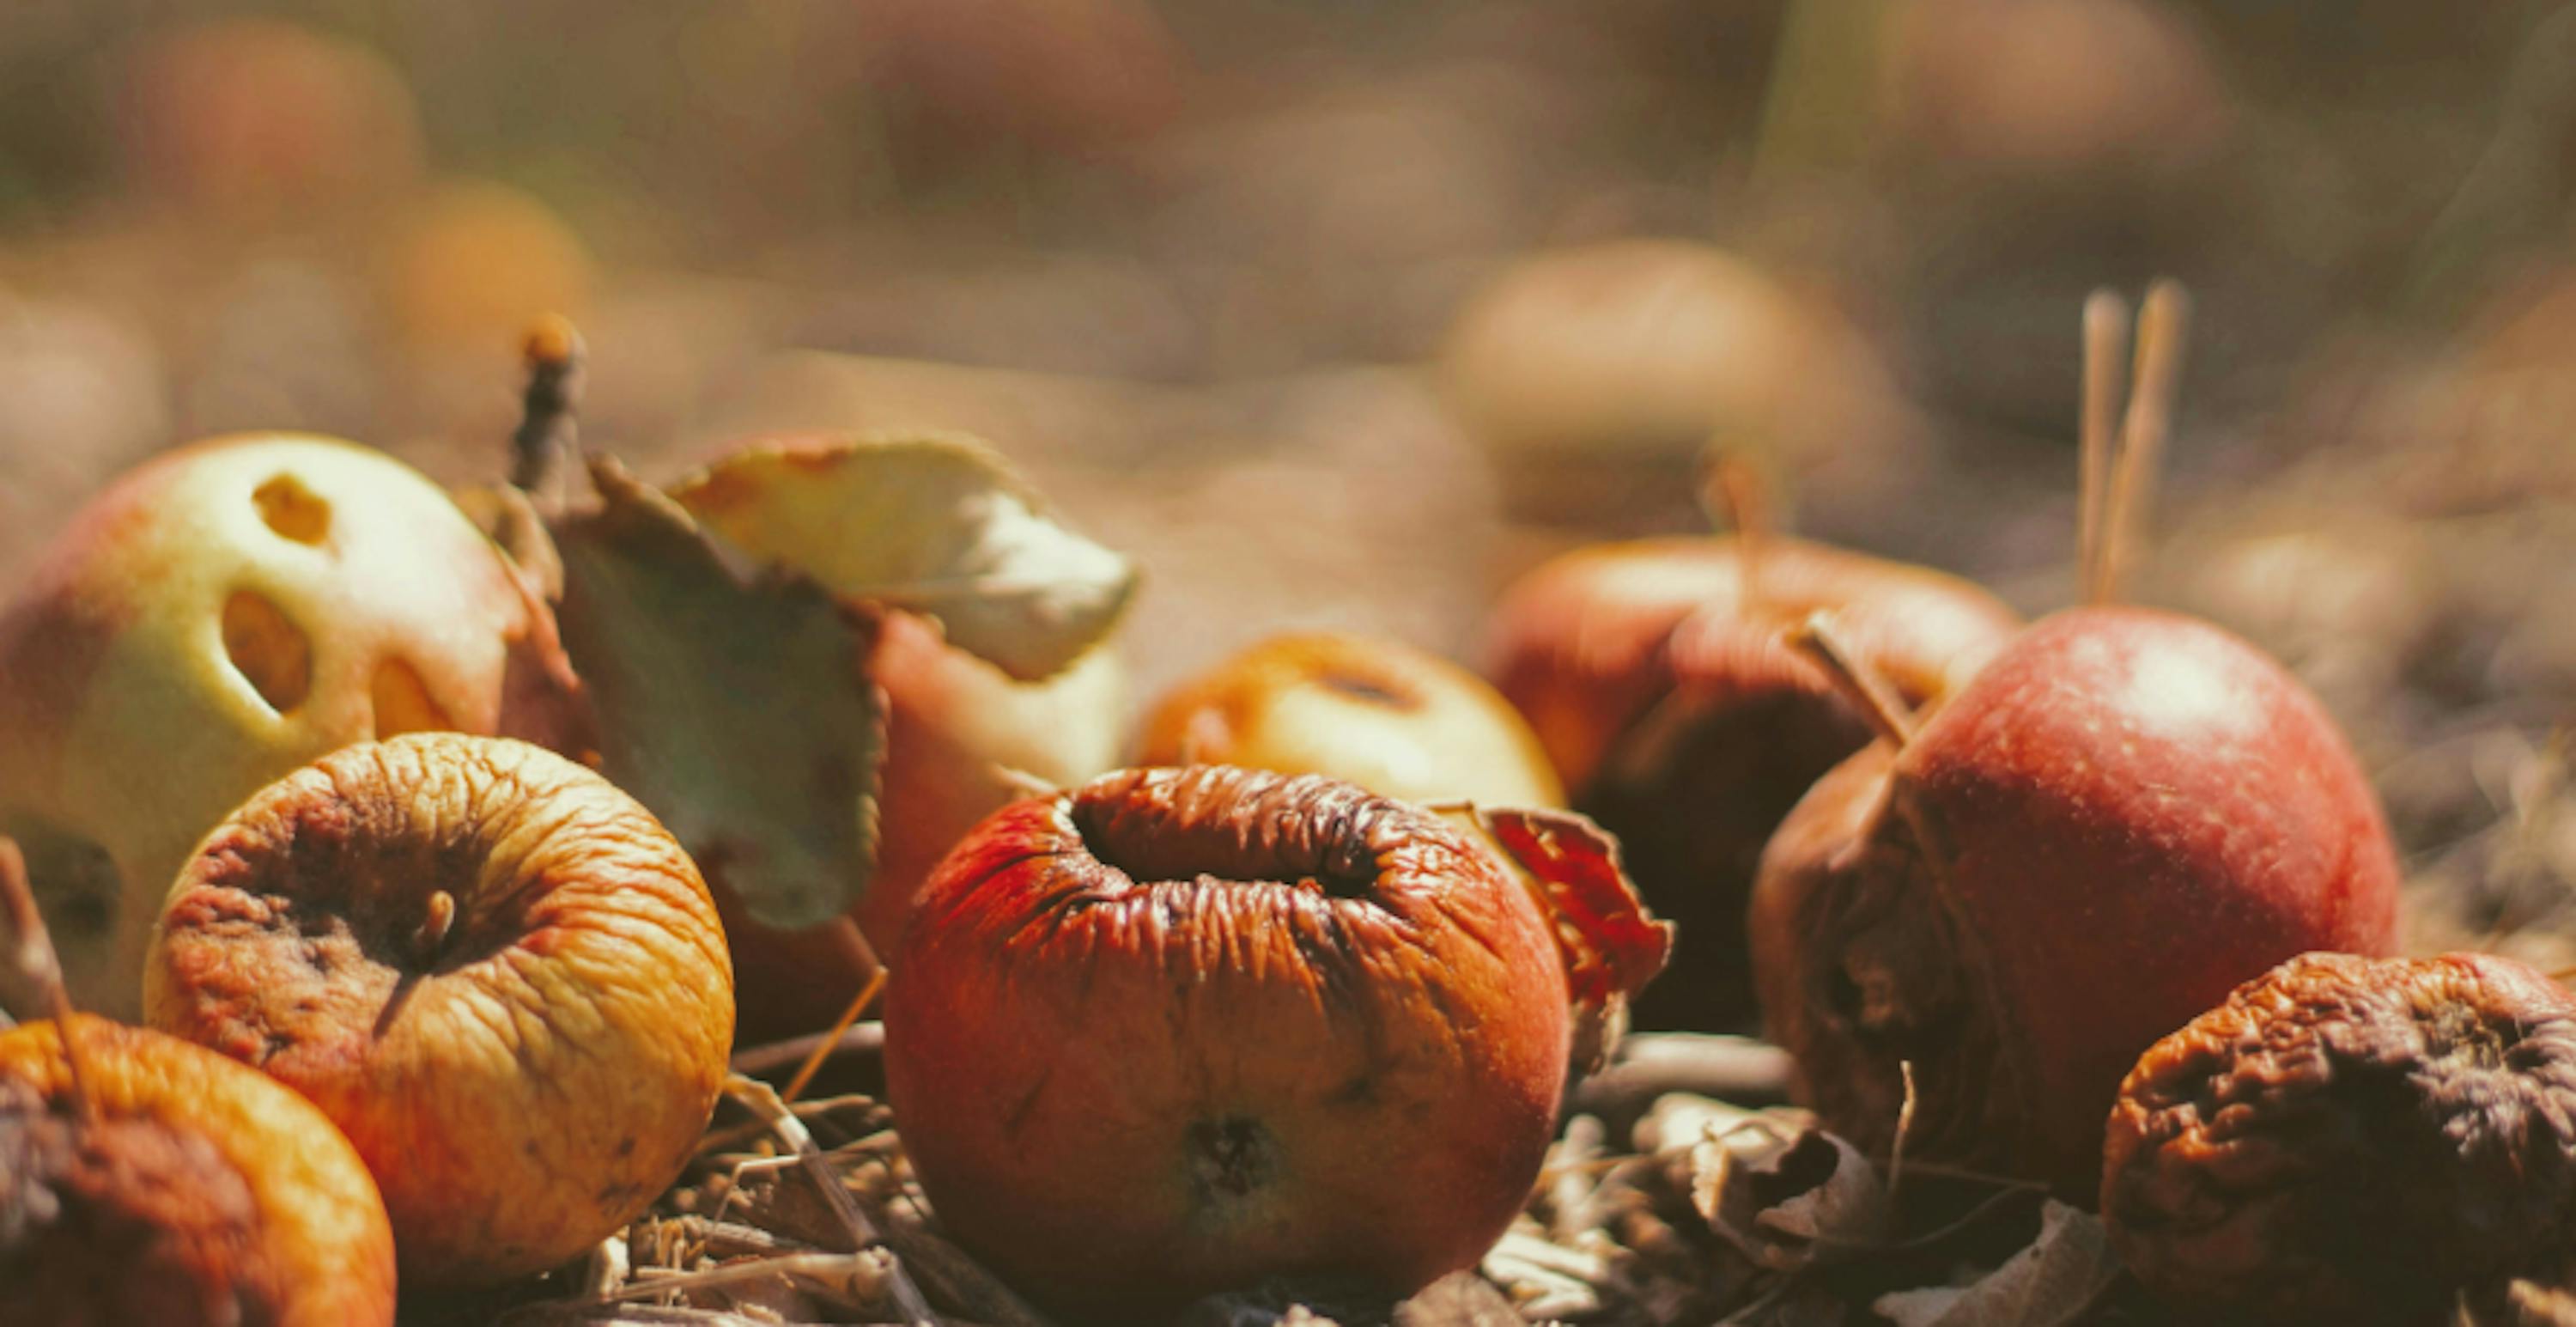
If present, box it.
[0,1014,398,1326]
[1486,535,2019,1028]
[0,434,578,1016]
[884,766,1571,1317]
[143,734,733,1287]
[1753,606,2403,1196]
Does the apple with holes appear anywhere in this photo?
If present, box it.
[0,433,581,1015]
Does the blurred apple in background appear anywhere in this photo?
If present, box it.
[720,610,1126,1044]
[117,19,423,229]
[378,180,594,356]
[1437,240,1921,531]
[1139,630,1561,808]
[0,434,581,1015]
[1881,0,2233,185]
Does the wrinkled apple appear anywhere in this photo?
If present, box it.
[884,764,1667,1317]
[143,733,732,1287]
[0,1014,398,1325]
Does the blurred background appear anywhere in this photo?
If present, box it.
[3,0,2576,959]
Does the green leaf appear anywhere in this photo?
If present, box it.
[551,454,884,928]
[668,433,1137,682]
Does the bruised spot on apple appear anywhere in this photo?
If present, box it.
[884,765,1582,1317]
[143,733,732,1287]
[0,1014,398,1326]
[1138,631,1564,810]
[1749,606,2402,1196]
[0,435,586,1016]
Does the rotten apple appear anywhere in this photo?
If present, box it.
[1485,534,2020,1028]
[1748,606,2403,1196]
[1138,630,1562,808]
[1,1014,398,1325]
[142,732,732,1287]
[883,764,1665,1317]
[0,433,581,1016]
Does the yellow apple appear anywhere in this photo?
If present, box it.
[1138,630,1562,808]
[0,434,580,1015]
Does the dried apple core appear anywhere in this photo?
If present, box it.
[1070,766,1399,899]
[0,1077,285,1321]
[252,473,331,545]
[220,590,312,714]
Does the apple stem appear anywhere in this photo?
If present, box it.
[1787,611,1919,750]
[2077,289,2130,606]
[781,918,886,1105]
[1702,452,1775,607]
[411,890,458,968]
[510,313,588,498]
[0,837,98,1125]
[1886,1058,1919,1208]
[2087,281,2193,606]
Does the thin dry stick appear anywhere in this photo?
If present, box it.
[731,1020,886,1079]
[1786,612,1919,748]
[782,919,887,1105]
[1704,453,1776,608]
[725,1074,942,1325]
[512,313,588,495]
[1886,1060,1919,1209]
[2078,289,2131,603]
[0,837,94,1121]
[2096,281,2193,604]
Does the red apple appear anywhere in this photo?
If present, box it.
[718,609,1124,1044]
[1485,534,2020,1028]
[1138,630,1562,808]
[1748,606,2403,1196]
[0,434,581,1017]
[883,765,1584,1316]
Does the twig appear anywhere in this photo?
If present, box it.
[2095,281,2192,605]
[1704,452,1776,609]
[512,314,587,496]
[723,1074,942,1325]
[1566,1033,1795,1119]
[1785,612,1919,748]
[2078,289,2130,603]
[1886,1060,1918,1209]
[0,837,94,1123]
[783,921,886,1105]
[731,1021,887,1079]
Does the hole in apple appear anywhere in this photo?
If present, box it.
[252,474,331,546]
[369,658,454,738]
[1317,667,1418,710]
[1072,769,1384,898]
[0,818,122,950]
[221,590,313,714]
